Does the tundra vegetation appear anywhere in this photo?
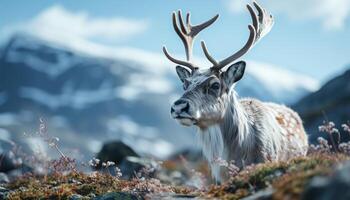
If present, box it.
[1,120,350,200]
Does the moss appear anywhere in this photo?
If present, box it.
[272,169,331,200]
[202,153,349,199]
[5,172,122,199]
[247,163,287,189]
[4,153,350,200]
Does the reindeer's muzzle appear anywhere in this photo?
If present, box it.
[171,98,196,126]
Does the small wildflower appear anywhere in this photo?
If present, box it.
[342,123,350,133]
[213,157,240,177]
[319,121,339,134]
[213,157,228,167]
[106,161,115,167]
[227,160,240,177]
[48,137,60,147]
[88,157,100,167]
[115,166,122,178]
[318,121,340,152]
[317,137,328,146]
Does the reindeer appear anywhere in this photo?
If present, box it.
[163,1,308,181]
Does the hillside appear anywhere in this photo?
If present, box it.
[2,149,350,200]
[293,67,350,142]
[0,33,319,159]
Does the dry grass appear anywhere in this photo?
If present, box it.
[3,152,348,200]
[3,119,350,199]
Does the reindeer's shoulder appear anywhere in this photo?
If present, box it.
[239,98,267,117]
[263,102,299,117]
[239,98,264,108]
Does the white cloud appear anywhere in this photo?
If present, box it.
[227,0,350,30]
[2,5,148,43]
[0,3,319,104]
[246,60,320,92]
[1,5,176,100]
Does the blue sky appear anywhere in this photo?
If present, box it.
[0,0,349,82]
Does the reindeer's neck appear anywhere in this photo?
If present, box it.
[221,92,251,151]
[198,91,251,180]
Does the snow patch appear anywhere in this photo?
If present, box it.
[116,73,173,100]
[0,113,19,126]
[106,116,173,158]
[19,84,117,110]
[0,128,11,141]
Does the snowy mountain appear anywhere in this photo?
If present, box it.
[0,33,319,159]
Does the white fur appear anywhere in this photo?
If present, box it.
[198,125,224,181]
[171,71,308,181]
[197,91,307,181]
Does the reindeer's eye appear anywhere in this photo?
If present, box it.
[210,82,220,90]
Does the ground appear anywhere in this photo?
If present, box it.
[2,121,349,199]
[1,151,349,200]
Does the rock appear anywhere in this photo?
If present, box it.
[119,157,144,179]
[95,141,143,179]
[241,188,273,200]
[149,194,197,200]
[0,139,22,172]
[93,192,143,200]
[7,164,34,180]
[69,194,84,200]
[95,141,139,169]
[0,173,9,183]
[302,161,350,200]
[0,186,9,199]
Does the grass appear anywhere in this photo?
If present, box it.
[203,153,348,200]
[2,119,350,199]
[2,152,349,200]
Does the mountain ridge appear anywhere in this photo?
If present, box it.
[0,33,320,159]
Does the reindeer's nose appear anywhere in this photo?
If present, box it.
[171,99,190,114]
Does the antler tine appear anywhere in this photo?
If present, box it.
[201,41,218,67]
[252,1,274,43]
[211,25,256,71]
[163,10,219,72]
[177,10,188,34]
[190,14,219,37]
[210,1,273,71]
[163,46,197,71]
[247,4,259,32]
[172,12,187,52]
[186,13,191,29]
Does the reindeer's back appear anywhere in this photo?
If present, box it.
[239,98,308,160]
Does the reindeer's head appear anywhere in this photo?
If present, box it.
[164,2,274,128]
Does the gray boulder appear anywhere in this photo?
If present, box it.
[93,192,143,200]
[302,161,350,200]
[95,141,143,179]
[0,139,22,172]
[0,173,9,183]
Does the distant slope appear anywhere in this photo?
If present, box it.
[238,61,319,104]
[0,33,319,159]
[293,67,350,142]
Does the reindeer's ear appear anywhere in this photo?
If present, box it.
[176,66,191,82]
[222,61,246,88]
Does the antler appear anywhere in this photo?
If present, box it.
[202,1,274,71]
[163,10,219,72]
